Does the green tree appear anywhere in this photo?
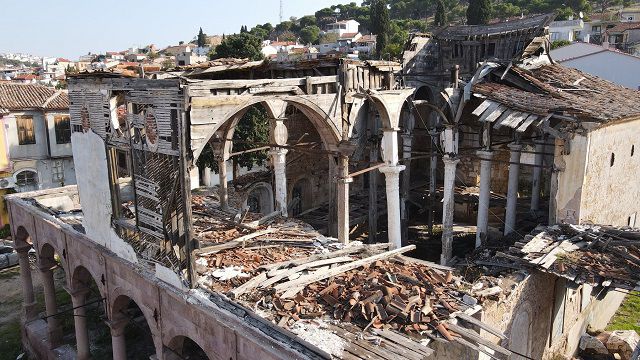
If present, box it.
[466,0,492,25]
[371,0,391,58]
[213,33,264,61]
[300,25,321,45]
[435,0,447,26]
[551,39,571,49]
[299,15,317,29]
[197,27,207,47]
[197,106,270,174]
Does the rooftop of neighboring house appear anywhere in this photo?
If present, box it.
[472,63,640,124]
[338,32,360,41]
[0,83,68,110]
[56,58,71,63]
[356,34,377,43]
[13,74,39,81]
[550,41,640,61]
[604,21,640,33]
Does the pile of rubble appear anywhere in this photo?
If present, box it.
[579,329,639,360]
[473,224,640,290]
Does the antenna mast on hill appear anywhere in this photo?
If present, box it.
[279,0,283,23]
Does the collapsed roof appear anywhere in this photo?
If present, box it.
[474,224,640,291]
[471,63,640,134]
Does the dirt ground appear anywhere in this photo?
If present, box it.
[0,265,42,359]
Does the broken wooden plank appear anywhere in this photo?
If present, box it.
[370,328,435,358]
[273,245,416,292]
[196,229,276,255]
[259,243,389,271]
[259,256,355,289]
[445,322,512,357]
[453,312,507,340]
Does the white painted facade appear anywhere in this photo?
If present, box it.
[553,119,640,226]
[326,20,360,37]
[549,19,584,42]
[0,110,76,192]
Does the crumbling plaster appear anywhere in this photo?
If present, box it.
[553,134,589,224]
[71,130,137,263]
[580,119,640,226]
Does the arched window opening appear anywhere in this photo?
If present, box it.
[15,170,38,192]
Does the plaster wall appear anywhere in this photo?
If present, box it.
[553,134,589,224]
[579,119,640,226]
[44,112,73,158]
[5,111,50,160]
[71,130,137,262]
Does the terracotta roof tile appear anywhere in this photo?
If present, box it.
[0,83,69,110]
[474,63,640,122]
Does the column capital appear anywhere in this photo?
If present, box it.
[269,148,288,156]
[476,150,494,159]
[508,143,523,152]
[381,127,401,132]
[14,244,32,254]
[106,318,128,337]
[64,285,90,300]
[337,177,353,184]
[379,164,406,175]
[442,155,460,165]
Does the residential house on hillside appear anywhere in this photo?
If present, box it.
[175,46,208,66]
[603,22,640,54]
[549,18,585,42]
[326,19,360,37]
[0,84,76,226]
[0,84,76,194]
[550,42,640,89]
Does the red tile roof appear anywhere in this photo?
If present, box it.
[473,63,640,122]
[605,21,640,33]
[0,83,69,110]
[338,32,359,40]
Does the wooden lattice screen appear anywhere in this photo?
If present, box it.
[69,77,194,285]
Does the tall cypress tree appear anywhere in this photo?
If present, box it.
[467,0,492,25]
[435,0,447,27]
[370,0,390,58]
[197,27,207,47]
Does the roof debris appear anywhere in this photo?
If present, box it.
[474,224,640,290]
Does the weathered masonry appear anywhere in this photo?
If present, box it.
[8,14,640,360]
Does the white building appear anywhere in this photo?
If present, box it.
[550,41,640,89]
[549,19,585,42]
[326,19,360,37]
[175,47,208,67]
[0,84,76,193]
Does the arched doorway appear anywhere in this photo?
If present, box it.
[111,295,157,359]
[243,182,274,214]
[167,336,210,360]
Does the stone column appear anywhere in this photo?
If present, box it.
[530,140,545,212]
[504,143,523,235]
[270,118,289,217]
[475,150,494,248]
[202,166,212,187]
[16,246,37,321]
[69,288,90,360]
[270,148,288,216]
[216,157,229,210]
[337,155,352,244]
[440,155,460,265]
[380,165,405,249]
[400,134,413,246]
[428,130,439,234]
[380,128,405,249]
[368,137,380,243]
[40,262,62,348]
[107,319,128,360]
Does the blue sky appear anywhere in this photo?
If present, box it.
[0,0,354,59]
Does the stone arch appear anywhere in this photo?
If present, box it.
[71,265,105,299]
[166,335,210,360]
[242,182,274,214]
[367,89,416,130]
[193,96,342,164]
[39,242,68,277]
[289,177,313,217]
[110,293,160,358]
